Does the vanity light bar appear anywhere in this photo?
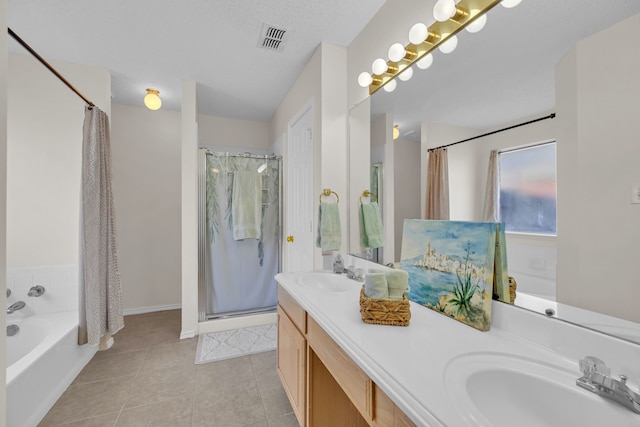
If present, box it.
[368,0,502,95]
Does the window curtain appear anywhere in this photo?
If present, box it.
[78,106,124,346]
[425,148,450,220]
[482,149,500,222]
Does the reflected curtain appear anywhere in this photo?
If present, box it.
[425,148,449,220]
[482,150,500,222]
[78,106,124,346]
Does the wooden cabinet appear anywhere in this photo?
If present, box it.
[277,285,417,427]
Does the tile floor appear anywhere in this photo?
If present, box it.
[39,310,298,427]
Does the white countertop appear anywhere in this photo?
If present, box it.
[276,270,590,427]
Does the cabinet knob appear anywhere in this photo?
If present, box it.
[286,235,294,243]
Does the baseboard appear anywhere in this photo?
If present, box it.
[180,330,197,339]
[123,303,182,316]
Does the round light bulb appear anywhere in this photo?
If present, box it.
[433,0,456,22]
[358,72,373,87]
[383,80,397,93]
[398,67,413,81]
[372,58,388,75]
[501,0,522,8]
[144,89,161,111]
[439,35,458,54]
[408,23,428,45]
[393,125,400,140]
[388,43,406,63]
[466,13,487,33]
[416,53,434,70]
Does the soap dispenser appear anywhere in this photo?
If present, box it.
[333,253,344,274]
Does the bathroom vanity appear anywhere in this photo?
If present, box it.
[275,268,640,427]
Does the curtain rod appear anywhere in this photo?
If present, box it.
[8,28,95,108]
[427,113,556,152]
[200,148,281,161]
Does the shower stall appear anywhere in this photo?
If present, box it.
[197,148,282,321]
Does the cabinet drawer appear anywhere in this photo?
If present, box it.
[277,306,306,427]
[307,316,372,422]
[278,285,306,333]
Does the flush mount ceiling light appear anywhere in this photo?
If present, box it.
[393,125,400,140]
[358,0,519,94]
[144,88,161,110]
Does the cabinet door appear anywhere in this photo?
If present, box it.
[277,306,306,427]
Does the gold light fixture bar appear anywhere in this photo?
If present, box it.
[369,0,502,94]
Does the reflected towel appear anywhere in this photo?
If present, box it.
[359,202,384,249]
[364,273,389,299]
[232,171,262,240]
[316,202,341,251]
[386,269,409,299]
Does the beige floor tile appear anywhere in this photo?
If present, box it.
[73,349,147,385]
[192,381,267,427]
[261,386,293,420]
[255,365,284,395]
[140,338,198,372]
[119,310,181,336]
[116,394,193,427]
[39,376,133,426]
[250,350,276,375]
[125,365,196,409]
[268,412,300,427]
[103,326,181,354]
[195,354,255,391]
[52,412,120,427]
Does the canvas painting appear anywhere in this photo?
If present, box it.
[399,220,497,331]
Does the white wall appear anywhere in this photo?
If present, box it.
[199,114,270,150]
[371,112,395,264]
[556,14,640,323]
[393,138,421,262]
[110,104,182,313]
[7,53,110,269]
[1,0,8,422]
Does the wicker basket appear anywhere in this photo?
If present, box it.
[359,286,411,326]
[508,276,517,304]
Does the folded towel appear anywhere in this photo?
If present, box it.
[359,202,384,249]
[386,269,409,299]
[232,171,262,240]
[364,273,389,299]
[316,202,341,251]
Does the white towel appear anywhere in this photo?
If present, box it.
[316,202,341,251]
[232,171,262,240]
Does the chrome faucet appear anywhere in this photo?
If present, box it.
[577,356,640,414]
[28,285,45,297]
[6,301,26,314]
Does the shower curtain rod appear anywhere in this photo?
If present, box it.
[427,113,556,152]
[201,148,281,161]
[7,28,95,108]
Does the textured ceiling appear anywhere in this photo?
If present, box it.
[7,0,387,120]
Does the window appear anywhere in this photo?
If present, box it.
[498,142,557,235]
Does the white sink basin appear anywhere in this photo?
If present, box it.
[444,352,640,427]
[296,271,358,293]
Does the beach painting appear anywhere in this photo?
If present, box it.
[399,220,497,331]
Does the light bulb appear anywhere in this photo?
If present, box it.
[393,125,400,140]
[433,0,456,22]
[416,53,434,70]
[383,80,397,93]
[466,13,487,33]
[501,0,522,7]
[439,35,458,54]
[408,23,428,45]
[358,72,373,87]
[372,58,388,75]
[144,89,161,110]
[398,67,413,81]
[388,43,406,62]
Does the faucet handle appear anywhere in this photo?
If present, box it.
[580,356,611,377]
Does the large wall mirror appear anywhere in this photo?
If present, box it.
[349,0,640,345]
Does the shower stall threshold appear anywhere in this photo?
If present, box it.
[198,307,278,336]
[206,305,276,320]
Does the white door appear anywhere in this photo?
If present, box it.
[285,105,314,272]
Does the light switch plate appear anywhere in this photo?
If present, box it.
[631,185,640,204]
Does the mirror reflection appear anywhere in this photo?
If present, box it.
[356,0,640,344]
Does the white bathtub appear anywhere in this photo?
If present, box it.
[6,311,97,427]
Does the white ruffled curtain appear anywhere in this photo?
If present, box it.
[425,148,450,220]
[482,150,500,222]
[78,106,124,346]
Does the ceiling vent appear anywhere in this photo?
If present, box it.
[258,23,291,52]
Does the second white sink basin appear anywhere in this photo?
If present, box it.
[444,352,640,427]
[296,271,358,293]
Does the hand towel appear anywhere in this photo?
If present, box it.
[386,269,409,299]
[364,273,389,299]
[316,202,341,251]
[232,171,262,240]
[359,202,384,249]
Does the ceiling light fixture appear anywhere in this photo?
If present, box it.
[144,88,162,110]
[358,0,506,95]
[393,125,400,140]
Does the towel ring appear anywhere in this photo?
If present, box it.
[360,190,378,204]
[319,188,339,203]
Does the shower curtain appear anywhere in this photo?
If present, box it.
[205,151,280,315]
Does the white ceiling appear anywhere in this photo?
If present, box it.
[7,0,640,134]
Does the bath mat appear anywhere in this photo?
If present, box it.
[195,323,277,365]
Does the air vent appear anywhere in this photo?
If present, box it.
[258,23,291,52]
